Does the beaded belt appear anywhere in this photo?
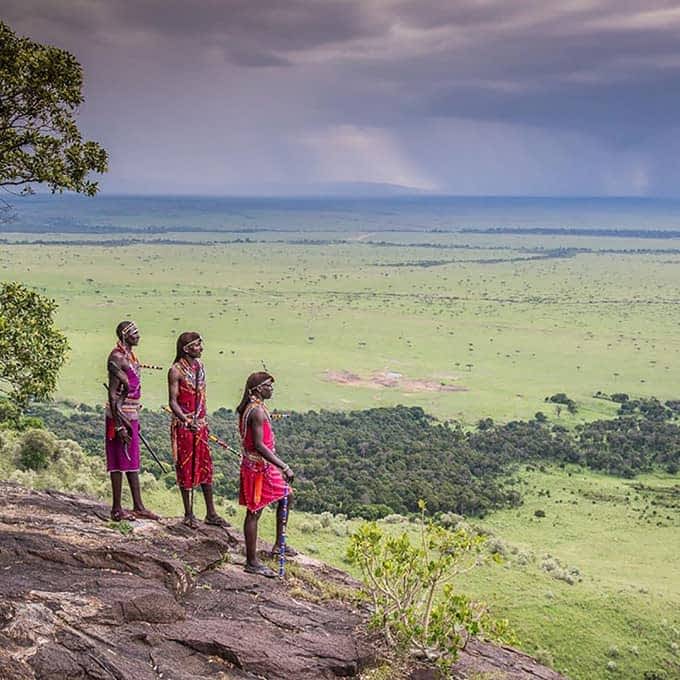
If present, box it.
[242,450,264,462]
[105,401,141,420]
[173,415,207,428]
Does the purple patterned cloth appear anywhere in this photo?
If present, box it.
[105,355,142,473]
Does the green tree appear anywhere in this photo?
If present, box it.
[0,282,69,417]
[0,20,108,197]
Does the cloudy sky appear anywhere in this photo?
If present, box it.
[5,1,680,195]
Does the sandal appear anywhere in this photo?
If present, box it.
[269,545,298,558]
[182,514,199,529]
[110,508,135,522]
[244,563,277,578]
[204,514,229,528]
[133,508,160,521]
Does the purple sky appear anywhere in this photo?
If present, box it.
[6,1,680,195]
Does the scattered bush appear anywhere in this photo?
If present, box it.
[515,550,534,566]
[298,519,323,534]
[534,649,554,667]
[486,537,508,557]
[546,393,578,413]
[18,429,57,471]
[382,513,408,524]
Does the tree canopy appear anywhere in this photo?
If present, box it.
[0,20,108,196]
[33,398,680,518]
[0,282,69,418]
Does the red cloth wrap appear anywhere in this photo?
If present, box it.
[170,359,213,489]
[172,421,213,489]
[238,403,287,512]
[239,457,287,513]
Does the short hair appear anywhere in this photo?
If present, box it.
[116,320,134,341]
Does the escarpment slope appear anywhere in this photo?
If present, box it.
[0,482,564,679]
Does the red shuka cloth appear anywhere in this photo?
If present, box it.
[238,402,287,512]
[170,359,213,489]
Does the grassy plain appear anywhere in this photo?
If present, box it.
[3,214,680,677]
[2,228,680,424]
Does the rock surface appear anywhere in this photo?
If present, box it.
[0,483,566,679]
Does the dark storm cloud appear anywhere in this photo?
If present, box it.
[3,0,388,68]
[7,2,680,125]
[4,1,680,193]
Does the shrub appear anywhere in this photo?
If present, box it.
[486,537,508,557]
[534,509,546,518]
[439,512,465,529]
[299,519,322,534]
[515,550,534,566]
[534,649,554,667]
[348,501,513,673]
[18,429,57,470]
[382,513,408,524]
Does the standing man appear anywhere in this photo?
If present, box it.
[106,321,159,521]
[237,371,295,577]
[168,331,226,528]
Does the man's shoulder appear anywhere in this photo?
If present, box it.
[108,348,128,367]
[248,403,265,420]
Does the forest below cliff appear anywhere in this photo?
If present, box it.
[27,395,680,520]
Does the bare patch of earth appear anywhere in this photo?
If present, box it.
[324,370,468,392]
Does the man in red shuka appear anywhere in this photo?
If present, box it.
[168,332,226,528]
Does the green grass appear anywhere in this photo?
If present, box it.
[2,233,680,424]
[461,468,680,679]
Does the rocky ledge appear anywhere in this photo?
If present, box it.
[0,482,564,679]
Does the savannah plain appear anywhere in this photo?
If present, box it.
[2,201,680,679]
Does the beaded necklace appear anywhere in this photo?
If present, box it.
[177,357,205,385]
[115,341,140,376]
[239,396,271,439]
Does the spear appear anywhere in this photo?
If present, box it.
[138,429,168,474]
[189,367,199,521]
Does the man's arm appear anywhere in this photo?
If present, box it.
[251,408,293,481]
[108,353,131,444]
[168,366,197,431]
